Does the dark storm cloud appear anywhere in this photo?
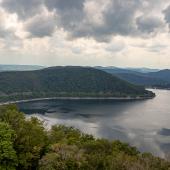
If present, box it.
[45,0,86,36]
[102,0,140,35]
[44,0,165,41]
[45,0,85,10]
[164,5,170,28]
[0,0,168,41]
[1,0,43,19]
[45,0,142,41]
[25,14,56,38]
[136,16,163,33]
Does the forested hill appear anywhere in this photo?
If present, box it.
[0,66,154,101]
[96,67,170,88]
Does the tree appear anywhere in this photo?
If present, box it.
[39,144,87,170]
[0,105,170,170]
[0,122,18,170]
[14,117,48,169]
[0,105,48,169]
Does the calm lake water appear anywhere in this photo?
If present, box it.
[17,89,170,158]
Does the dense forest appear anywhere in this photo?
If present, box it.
[0,66,154,102]
[0,104,170,170]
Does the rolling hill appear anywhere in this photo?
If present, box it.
[96,67,170,88]
[147,69,170,82]
[115,70,170,88]
[95,66,159,74]
[124,67,160,73]
[0,66,154,102]
[114,72,168,86]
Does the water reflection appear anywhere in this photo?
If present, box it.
[18,89,170,158]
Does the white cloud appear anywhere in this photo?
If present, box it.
[0,0,169,68]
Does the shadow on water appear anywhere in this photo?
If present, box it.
[17,89,170,158]
[18,99,142,119]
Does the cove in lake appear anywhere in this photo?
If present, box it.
[17,89,170,158]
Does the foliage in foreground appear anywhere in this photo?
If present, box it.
[0,105,169,170]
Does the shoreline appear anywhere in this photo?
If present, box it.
[0,95,155,106]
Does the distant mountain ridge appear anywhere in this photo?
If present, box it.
[0,64,45,72]
[95,66,159,74]
[0,66,154,102]
[96,66,170,88]
[124,67,160,73]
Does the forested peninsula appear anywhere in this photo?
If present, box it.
[0,66,154,102]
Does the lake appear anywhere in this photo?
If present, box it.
[17,89,170,158]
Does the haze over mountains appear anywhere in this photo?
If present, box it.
[0,65,45,72]
[96,67,170,88]
[1,64,170,89]
[95,66,160,74]
[0,64,160,73]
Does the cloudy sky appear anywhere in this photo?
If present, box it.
[0,0,170,68]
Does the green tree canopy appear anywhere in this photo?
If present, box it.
[0,122,17,170]
[0,105,169,170]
